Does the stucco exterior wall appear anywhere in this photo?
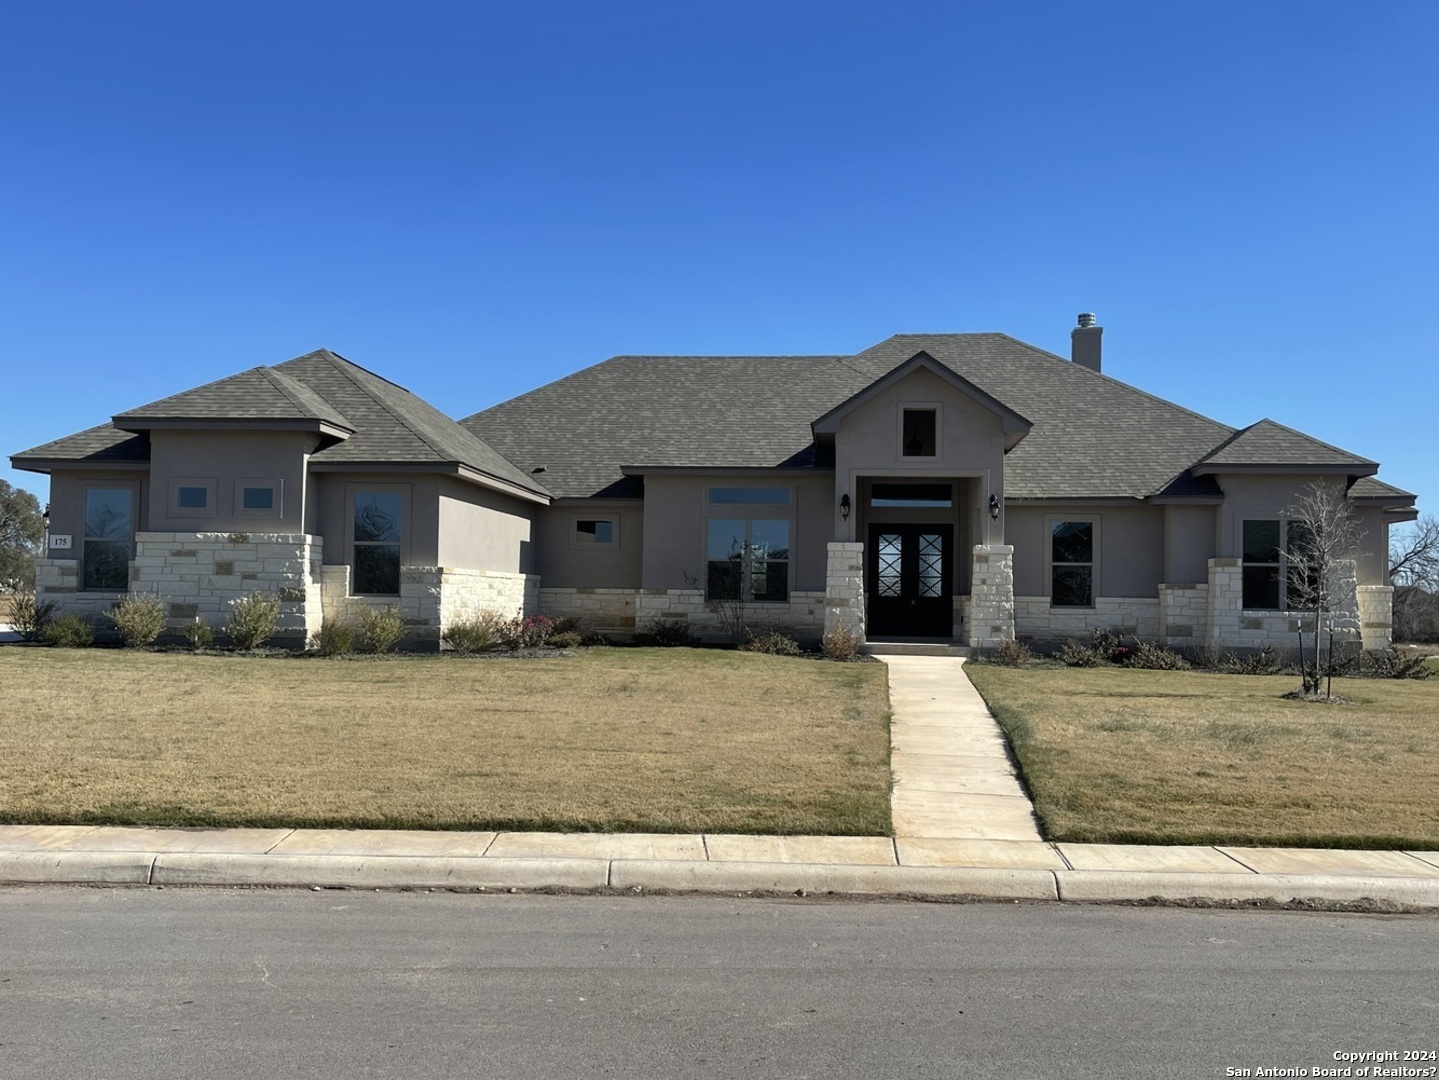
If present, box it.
[1163,504,1217,584]
[42,469,150,566]
[310,473,442,567]
[1008,503,1166,598]
[535,500,643,589]
[434,476,536,573]
[145,430,318,532]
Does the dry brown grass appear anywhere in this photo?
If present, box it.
[965,664,1439,849]
[0,647,891,835]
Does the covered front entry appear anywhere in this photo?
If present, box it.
[866,524,953,638]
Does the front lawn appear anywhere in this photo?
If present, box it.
[964,664,1439,849]
[0,647,891,835]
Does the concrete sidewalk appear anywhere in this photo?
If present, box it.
[3,824,1437,907]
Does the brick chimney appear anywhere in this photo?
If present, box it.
[1071,312,1102,373]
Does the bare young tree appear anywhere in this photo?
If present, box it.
[1389,514,1439,643]
[1284,481,1361,698]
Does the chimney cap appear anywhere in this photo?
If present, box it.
[1076,312,1097,328]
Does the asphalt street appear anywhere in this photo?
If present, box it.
[2,888,1436,1079]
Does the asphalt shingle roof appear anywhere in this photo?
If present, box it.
[1197,418,1377,470]
[114,366,353,429]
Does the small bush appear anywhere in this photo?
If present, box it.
[550,616,581,636]
[442,611,507,655]
[499,614,555,649]
[1233,645,1281,675]
[311,619,353,656]
[41,614,93,647]
[1125,641,1190,670]
[1058,638,1104,667]
[184,620,214,650]
[634,619,697,647]
[549,630,583,649]
[10,591,58,642]
[227,591,281,650]
[991,638,1033,666]
[1361,646,1433,680]
[110,593,167,648]
[358,606,404,653]
[821,624,862,662]
[581,631,613,647]
[741,630,802,656]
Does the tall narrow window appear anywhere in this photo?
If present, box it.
[83,488,133,591]
[1051,521,1094,607]
[1242,520,1282,609]
[353,492,402,595]
[901,409,937,457]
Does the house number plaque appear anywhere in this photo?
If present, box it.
[49,534,72,550]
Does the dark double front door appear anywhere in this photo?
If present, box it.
[867,524,953,638]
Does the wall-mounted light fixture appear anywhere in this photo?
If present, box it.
[988,494,1002,521]
[839,493,851,521]
[42,503,50,531]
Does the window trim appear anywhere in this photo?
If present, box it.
[1045,515,1100,609]
[234,478,283,518]
[897,401,942,461]
[1240,517,1313,612]
[569,515,620,550]
[81,483,139,594]
[168,477,217,519]
[346,484,411,597]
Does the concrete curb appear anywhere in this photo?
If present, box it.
[150,853,610,890]
[0,850,155,885]
[1055,870,1439,906]
[611,859,1060,899]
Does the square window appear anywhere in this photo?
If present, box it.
[576,519,614,544]
[176,486,207,509]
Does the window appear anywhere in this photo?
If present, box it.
[169,477,216,518]
[235,479,282,517]
[901,408,937,457]
[83,487,133,591]
[1051,521,1094,607]
[871,483,952,508]
[708,487,789,505]
[353,491,402,595]
[574,519,616,546]
[1242,519,1317,610]
[706,518,790,602]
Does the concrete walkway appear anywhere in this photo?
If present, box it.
[882,655,1044,847]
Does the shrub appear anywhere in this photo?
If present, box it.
[634,619,697,647]
[1361,646,1433,680]
[358,605,404,654]
[1057,638,1104,667]
[741,630,802,656]
[110,593,167,648]
[227,591,281,651]
[41,614,93,647]
[499,614,555,649]
[184,619,214,650]
[442,611,507,655]
[821,624,862,662]
[10,591,58,642]
[991,638,1033,666]
[581,631,613,647]
[1125,641,1191,670]
[311,619,353,656]
[550,616,581,636]
[549,630,583,649]
[1233,645,1281,675]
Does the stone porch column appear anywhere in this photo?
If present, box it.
[1356,584,1394,651]
[968,544,1014,648]
[823,541,865,643]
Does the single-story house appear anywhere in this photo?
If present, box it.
[11,317,1417,650]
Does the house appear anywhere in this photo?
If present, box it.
[11,317,1418,651]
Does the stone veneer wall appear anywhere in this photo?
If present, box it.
[1014,596,1161,641]
[823,542,865,643]
[33,557,124,622]
[322,565,539,648]
[1355,584,1393,651]
[1158,583,1209,649]
[968,544,1015,648]
[130,532,323,643]
[634,588,827,641]
[1205,556,1360,650]
[538,587,638,632]
[952,595,970,642]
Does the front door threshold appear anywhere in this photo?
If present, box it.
[861,641,974,658]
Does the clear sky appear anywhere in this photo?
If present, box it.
[3,1,1434,530]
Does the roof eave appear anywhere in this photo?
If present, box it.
[1192,463,1379,478]
[306,460,550,504]
[111,416,355,439]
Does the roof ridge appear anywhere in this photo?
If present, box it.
[313,351,456,464]
[258,366,328,418]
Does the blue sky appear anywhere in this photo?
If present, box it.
[3,1,1434,530]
